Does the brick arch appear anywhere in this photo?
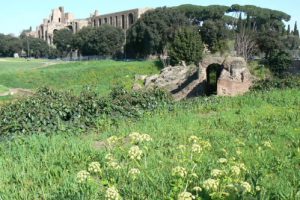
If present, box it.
[199,57,225,83]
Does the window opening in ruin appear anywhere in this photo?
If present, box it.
[110,17,113,25]
[115,16,118,27]
[59,18,61,22]
[122,15,125,29]
[128,13,134,25]
[206,64,223,95]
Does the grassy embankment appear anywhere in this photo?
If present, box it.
[0,59,161,96]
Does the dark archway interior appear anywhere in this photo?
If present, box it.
[128,13,134,25]
[206,63,223,95]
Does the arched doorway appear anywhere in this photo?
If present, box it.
[206,64,223,95]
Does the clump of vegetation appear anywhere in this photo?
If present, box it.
[251,75,300,91]
[168,26,203,65]
[0,87,171,136]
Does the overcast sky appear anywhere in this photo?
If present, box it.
[0,0,298,35]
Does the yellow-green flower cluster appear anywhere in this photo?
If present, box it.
[107,136,120,146]
[76,170,90,183]
[178,191,195,200]
[128,145,143,160]
[188,135,199,143]
[128,168,140,180]
[218,158,228,164]
[129,132,152,144]
[88,162,102,174]
[203,178,219,191]
[211,169,224,177]
[230,165,241,176]
[105,186,122,200]
[263,141,272,148]
[240,181,251,193]
[191,144,202,154]
[193,186,202,192]
[105,154,121,170]
[172,166,187,178]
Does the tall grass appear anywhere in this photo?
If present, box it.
[0,89,299,199]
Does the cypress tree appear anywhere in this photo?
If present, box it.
[294,21,299,37]
[237,13,243,32]
[287,24,290,35]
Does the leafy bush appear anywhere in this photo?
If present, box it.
[251,75,300,91]
[268,50,292,76]
[168,26,203,65]
[0,87,171,136]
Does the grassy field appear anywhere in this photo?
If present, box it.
[0,59,160,95]
[0,89,299,199]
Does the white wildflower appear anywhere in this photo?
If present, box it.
[76,170,90,183]
[240,181,251,193]
[107,136,120,146]
[107,160,122,170]
[128,146,143,160]
[255,186,261,191]
[263,141,272,148]
[105,186,122,200]
[128,168,140,180]
[193,186,202,192]
[191,144,202,153]
[211,169,224,177]
[203,178,219,191]
[178,191,195,200]
[218,158,227,164]
[188,135,199,143]
[88,162,102,173]
[231,166,241,176]
[172,166,188,178]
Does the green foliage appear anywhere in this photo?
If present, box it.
[21,36,50,58]
[126,7,190,58]
[268,50,292,75]
[0,34,22,57]
[0,89,299,199]
[53,29,74,56]
[0,87,171,136]
[73,25,124,57]
[293,21,299,37]
[256,30,284,58]
[252,75,300,91]
[168,26,203,65]
[200,19,230,53]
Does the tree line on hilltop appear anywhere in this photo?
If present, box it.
[0,4,299,68]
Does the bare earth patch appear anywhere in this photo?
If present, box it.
[0,88,33,97]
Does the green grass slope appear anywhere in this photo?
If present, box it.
[0,89,299,199]
[0,59,161,95]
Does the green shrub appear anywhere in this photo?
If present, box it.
[268,51,292,76]
[168,26,203,65]
[0,87,172,136]
[251,75,300,91]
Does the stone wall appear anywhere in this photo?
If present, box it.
[28,7,151,45]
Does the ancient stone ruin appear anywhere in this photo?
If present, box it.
[141,56,253,101]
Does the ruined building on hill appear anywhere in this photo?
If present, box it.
[26,7,151,45]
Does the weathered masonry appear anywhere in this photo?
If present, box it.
[26,7,151,45]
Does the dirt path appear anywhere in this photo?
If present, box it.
[0,88,33,97]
